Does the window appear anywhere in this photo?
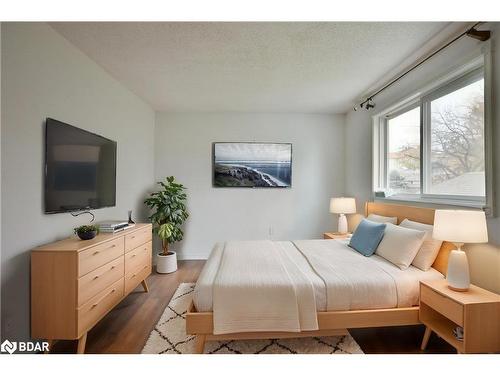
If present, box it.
[387,106,421,195]
[426,77,485,197]
[374,65,488,208]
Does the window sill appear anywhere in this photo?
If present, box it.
[373,195,487,211]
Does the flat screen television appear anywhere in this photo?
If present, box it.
[44,118,117,213]
[213,142,292,188]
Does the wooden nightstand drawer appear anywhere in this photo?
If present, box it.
[421,284,463,326]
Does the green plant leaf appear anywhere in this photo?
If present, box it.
[143,176,189,245]
[74,225,99,235]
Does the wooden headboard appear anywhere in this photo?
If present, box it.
[365,201,454,275]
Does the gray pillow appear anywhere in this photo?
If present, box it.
[366,213,398,224]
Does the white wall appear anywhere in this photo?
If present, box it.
[155,112,345,259]
[345,23,500,293]
[0,23,155,342]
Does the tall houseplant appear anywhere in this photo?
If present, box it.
[144,176,189,273]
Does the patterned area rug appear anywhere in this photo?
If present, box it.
[142,283,363,354]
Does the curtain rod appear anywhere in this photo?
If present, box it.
[354,22,489,111]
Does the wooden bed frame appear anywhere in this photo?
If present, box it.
[186,202,455,353]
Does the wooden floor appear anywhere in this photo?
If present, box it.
[51,260,203,354]
[51,260,454,354]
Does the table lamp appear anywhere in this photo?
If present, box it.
[329,197,356,234]
[433,209,488,292]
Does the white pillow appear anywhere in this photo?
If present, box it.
[375,223,426,270]
[399,219,443,271]
[367,213,398,224]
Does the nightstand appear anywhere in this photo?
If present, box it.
[323,232,351,240]
[419,279,500,353]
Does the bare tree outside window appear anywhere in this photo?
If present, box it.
[387,107,420,194]
[429,79,485,196]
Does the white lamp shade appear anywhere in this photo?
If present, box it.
[329,197,356,214]
[433,210,488,243]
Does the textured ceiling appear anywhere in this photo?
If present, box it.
[51,22,448,113]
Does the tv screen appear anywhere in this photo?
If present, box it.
[45,118,117,213]
[213,142,292,188]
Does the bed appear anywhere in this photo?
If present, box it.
[186,202,455,353]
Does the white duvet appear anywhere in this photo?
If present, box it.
[193,239,443,334]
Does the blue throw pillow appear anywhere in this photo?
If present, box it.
[349,219,386,256]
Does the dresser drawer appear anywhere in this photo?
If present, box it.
[124,261,151,295]
[125,241,152,274]
[78,237,124,277]
[421,284,464,326]
[77,256,124,307]
[77,277,124,334]
[125,227,152,253]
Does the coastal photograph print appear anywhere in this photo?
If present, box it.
[213,142,292,188]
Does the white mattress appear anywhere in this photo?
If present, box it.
[193,239,443,312]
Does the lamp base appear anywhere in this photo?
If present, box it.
[448,285,469,292]
[337,214,348,234]
[446,244,470,292]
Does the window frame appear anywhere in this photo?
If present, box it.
[372,50,493,213]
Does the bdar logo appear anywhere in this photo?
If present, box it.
[1,339,17,354]
[1,339,49,353]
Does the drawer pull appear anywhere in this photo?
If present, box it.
[131,236,136,239]
[91,288,116,309]
[93,244,115,255]
[92,264,116,280]
[131,254,137,258]
[130,265,148,280]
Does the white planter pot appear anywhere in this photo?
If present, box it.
[156,251,178,274]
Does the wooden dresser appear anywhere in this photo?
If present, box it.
[31,223,152,354]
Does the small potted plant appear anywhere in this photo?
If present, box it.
[144,176,189,274]
[74,224,99,241]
